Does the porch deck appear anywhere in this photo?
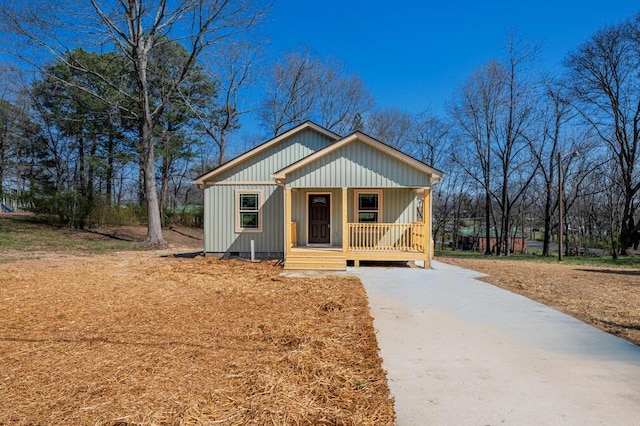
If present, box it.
[285,221,428,270]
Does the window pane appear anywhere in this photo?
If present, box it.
[359,194,378,210]
[240,212,259,228]
[358,212,378,223]
[240,193,258,210]
[311,196,327,204]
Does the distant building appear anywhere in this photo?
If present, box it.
[457,226,528,254]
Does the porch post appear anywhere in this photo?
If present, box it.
[423,188,432,268]
[285,186,292,256]
[342,187,348,254]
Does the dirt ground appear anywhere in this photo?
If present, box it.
[440,257,640,347]
[0,251,394,425]
[0,212,206,261]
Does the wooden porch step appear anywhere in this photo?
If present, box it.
[284,251,347,271]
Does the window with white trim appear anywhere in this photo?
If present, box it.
[236,190,262,232]
[355,190,382,223]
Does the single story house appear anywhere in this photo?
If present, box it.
[193,121,444,270]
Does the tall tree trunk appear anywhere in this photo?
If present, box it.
[78,136,86,197]
[159,154,171,226]
[217,132,226,165]
[541,152,557,257]
[106,133,114,206]
[491,206,500,255]
[0,164,4,196]
[484,138,492,255]
[504,206,511,256]
[137,49,166,245]
[484,189,491,254]
[138,166,145,206]
[140,121,165,245]
[542,189,552,256]
[76,135,86,228]
[563,218,568,256]
[0,132,5,194]
[116,170,124,207]
[619,186,634,255]
[159,122,174,226]
[501,171,509,256]
[86,138,97,224]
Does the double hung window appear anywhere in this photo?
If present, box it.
[355,190,382,223]
[236,190,262,232]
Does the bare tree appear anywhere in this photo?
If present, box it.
[492,35,540,255]
[451,34,541,256]
[316,58,373,135]
[259,50,373,137]
[565,16,640,254]
[0,0,263,244]
[532,81,604,256]
[413,110,450,168]
[259,50,317,137]
[365,108,415,151]
[189,44,258,166]
[450,60,503,254]
[532,82,572,256]
[600,161,625,257]
[432,162,473,251]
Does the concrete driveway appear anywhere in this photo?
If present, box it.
[352,261,640,425]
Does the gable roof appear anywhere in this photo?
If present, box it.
[273,131,445,183]
[193,121,341,186]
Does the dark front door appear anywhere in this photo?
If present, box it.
[308,194,330,244]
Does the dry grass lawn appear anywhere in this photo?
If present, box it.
[0,250,394,425]
[440,256,640,346]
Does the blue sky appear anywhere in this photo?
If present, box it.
[259,0,639,115]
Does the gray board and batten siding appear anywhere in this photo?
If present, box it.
[202,127,336,257]
[213,129,335,182]
[284,138,432,188]
[203,183,283,256]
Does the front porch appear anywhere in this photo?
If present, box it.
[283,187,432,270]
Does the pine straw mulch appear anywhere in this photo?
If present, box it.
[0,252,394,425]
[440,257,640,346]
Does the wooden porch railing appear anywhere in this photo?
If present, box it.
[347,222,425,252]
[411,221,425,252]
